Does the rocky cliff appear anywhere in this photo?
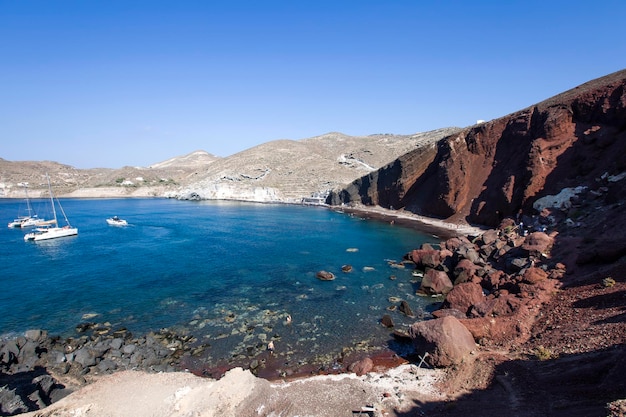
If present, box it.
[329,69,626,228]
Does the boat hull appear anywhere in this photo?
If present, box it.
[106,218,128,226]
[24,227,79,241]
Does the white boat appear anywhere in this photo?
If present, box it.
[24,174,78,242]
[106,216,128,226]
[7,183,48,228]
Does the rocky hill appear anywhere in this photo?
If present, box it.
[329,69,626,228]
[0,151,219,199]
[0,129,458,202]
[171,129,459,202]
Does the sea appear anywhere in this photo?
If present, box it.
[0,198,442,372]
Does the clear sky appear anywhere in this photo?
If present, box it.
[1,1,625,169]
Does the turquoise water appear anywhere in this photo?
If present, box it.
[1,198,439,369]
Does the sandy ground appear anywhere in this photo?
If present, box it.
[19,365,445,417]
[334,204,487,237]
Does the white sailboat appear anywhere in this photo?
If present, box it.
[7,183,48,228]
[24,174,78,241]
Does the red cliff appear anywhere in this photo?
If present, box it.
[329,69,626,228]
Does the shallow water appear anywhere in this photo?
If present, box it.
[0,198,441,370]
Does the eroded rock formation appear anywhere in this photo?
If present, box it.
[329,69,626,228]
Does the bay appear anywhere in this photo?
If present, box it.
[0,198,440,369]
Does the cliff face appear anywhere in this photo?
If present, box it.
[329,69,626,227]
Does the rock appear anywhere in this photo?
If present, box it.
[399,300,414,317]
[97,359,118,373]
[521,232,553,256]
[341,264,353,273]
[408,248,443,269]
[453,258,479,284]
[380,314,394,328]
[409,316,476,367]
[521,267,548,284]
[480,229,499,245]
[507,257,529,272]
[420,269,454,295]
[0,340,19,366]
[431,308,467,320]
[73,347,97,368]
[110,338,124,350]
[316,271,335,281]
[0,385,29,415]
[443,282,484,315]
[391,329,412,341]
[24,329,44,342]
[348,357,373,376]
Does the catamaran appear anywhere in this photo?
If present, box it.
[24,174,78,241]
[7,183,48,228]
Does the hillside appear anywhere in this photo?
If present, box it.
[329,69,626,229]
[0,129,459,202]
[0,151,219,199]
[171,129,459,202]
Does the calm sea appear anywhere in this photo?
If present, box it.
[0,198,440,370]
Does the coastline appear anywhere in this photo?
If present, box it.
[331,204,487,239]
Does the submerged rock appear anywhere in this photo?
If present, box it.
[316,271,336,281]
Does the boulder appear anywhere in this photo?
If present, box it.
[408,245,452,269]
[443,282,484,315]
[380,314,394,328]
[348,357,373,376]
[456,244,482,264]
[316,271,335,281]
[420,269,453,295]
[521,267,548,284]
[480,229,499,245]
[73,347,98,368]
[453,258,479,284]
[399,300,414,317]
[409,316,475,367]
[521,232,553,256]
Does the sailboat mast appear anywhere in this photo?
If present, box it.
[46,173,58,226]
[24,184,33,216]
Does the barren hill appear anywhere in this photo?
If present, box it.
[0,128,460,202]
[0,151,220,199]
[172,129,459,202]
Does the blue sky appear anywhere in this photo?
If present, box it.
[1,1,625,169]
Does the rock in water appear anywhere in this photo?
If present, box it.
[316,271,335,281]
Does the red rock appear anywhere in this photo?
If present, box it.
[420,269,453,295]
[521,232,553,256]
[348,357,373,376]
[521,267,548,284]
[453,258,479,284]
[444,282,484,315]
[409,248,443,269]
[432,308,467,320]
[409,316,476,367]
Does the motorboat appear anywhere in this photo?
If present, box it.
[106,216,128,226]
